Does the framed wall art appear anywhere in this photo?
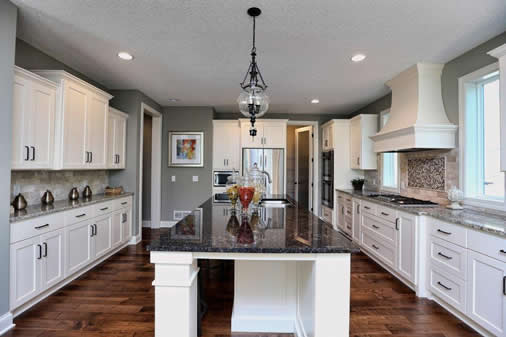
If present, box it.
[168,131,204,167]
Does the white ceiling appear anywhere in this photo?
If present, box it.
[12,0,506,115]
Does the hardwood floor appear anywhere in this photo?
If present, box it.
[6,228,479,337]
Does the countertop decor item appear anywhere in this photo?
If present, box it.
[12,193,27,211]
[68,187,79,201]
[83,185,93,199]
[351,178,365,191]
[41,190,54,205]
[447,186,464,210]
[237,7,269,138]
[168,131,204,167]
[105,186,124,195]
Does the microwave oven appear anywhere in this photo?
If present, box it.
[213,171,234,187]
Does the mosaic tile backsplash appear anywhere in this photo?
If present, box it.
[407,157,446,191]
[11,171,109,206]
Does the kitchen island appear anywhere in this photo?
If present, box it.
[148,197,359,337]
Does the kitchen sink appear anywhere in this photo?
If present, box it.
[259,198,292,208]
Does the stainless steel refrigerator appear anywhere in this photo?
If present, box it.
[242,148,284,196]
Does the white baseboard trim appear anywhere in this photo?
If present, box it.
[294,313,307,337]
[129,234,141,245]
[0,312,14,336]
[231,313,294,333]
[142,220,151,228]
[160,221,177,228]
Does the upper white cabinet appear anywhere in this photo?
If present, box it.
[350,114,378,170]
[107,107,128,169]
[240,119,287,148]
[321,122,334,151]
[33,70,113,170]
[11,67,57,170]
[213,120,240,170]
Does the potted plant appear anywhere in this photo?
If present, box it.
[351,178,365,191]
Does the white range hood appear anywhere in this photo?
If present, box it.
[370,63,457,153]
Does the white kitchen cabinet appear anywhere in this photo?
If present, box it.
[467,250,506,337]
[349,114,378,170]
[321,121,334,151]
[111,211,122,248]
[395,212,416,284]
[108,107,128,169]
[11,67,57,170]
[65,220,93,276]
[120,207,132,243]
[93,215,112,259]
[10,236,41,309]
[213,120,240,170]
[39,229,65,291]
[33,70,113,170]
[352,199,361,242]
[240,119,287,149]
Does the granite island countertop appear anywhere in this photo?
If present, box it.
[10,192,134,223]
[336,188,506,237]
[147,197,360,254]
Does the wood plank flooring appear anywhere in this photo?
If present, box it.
[6,228,479,337]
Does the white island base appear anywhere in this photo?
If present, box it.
[151,252,351,337]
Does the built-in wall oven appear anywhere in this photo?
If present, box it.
[322,150,334,208]
[213,171,234,187]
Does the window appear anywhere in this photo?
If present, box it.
[460,64,505,209]
[380,110,399,191]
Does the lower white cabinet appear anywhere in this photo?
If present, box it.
[467,250,506,337]
[93,215,112,259]
[111,212,122,248]
[120,207,132,243]
[65,220,93,276]
[10,228,65,310]
[396,212,416,284]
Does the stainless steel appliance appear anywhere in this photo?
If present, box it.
[213,171,235,187]
[242,148,284,195]
[322,150,334,208]
[368,194,438,207]
[213,191,230,203]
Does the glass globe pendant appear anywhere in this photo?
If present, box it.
[237,7,269,138]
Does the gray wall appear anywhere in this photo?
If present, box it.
[162,107,214,221]
[0,0,17,318]
[109,90,162,235]
[142,116,152,221]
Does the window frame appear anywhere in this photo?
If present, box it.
[458,62,506,211]
[379,109,400,193]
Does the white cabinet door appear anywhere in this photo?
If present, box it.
[352,200,361,242]
[93,215,112,258]
[107,115,116,168]
[213,121,240,170]
[62,83,87,169]
[65,220,93,276]
[29,81,55,169]
[40,229,64,290]
[111,211,122,248]
[11,74,29,168]
[396,212,416,284]
[10,237,41,310]
[467,250,506,337]
[263,123,286,148]
[121,208,132,243]
[350,118,361,169]
[86,94,108,169]
[115,117,126,169]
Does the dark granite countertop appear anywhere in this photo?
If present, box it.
[147,197,360,254]
[336,189,506,237]
[10,192,134,223]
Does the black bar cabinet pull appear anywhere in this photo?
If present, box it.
[437,281,452,291]
[500,250,506,254]
[24,146,30,161]
[372,244,379,250]
[37,244,42,259]
[76,213,86,218]
[100,207,109,211]
[43,242,47,257]
[437,229,452,235]
[35,224,49,230]
[380,212,389,216]
[31,146,35,161]
[121,202,128,205]
[372,224,380,229]
[438,252,452,260]
[503,276,506,296]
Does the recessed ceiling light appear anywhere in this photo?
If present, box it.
[311,99,320,104]
[167,98,179,102]
[351,54,366,62]
[118,52,134,61]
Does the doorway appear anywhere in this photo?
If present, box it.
[286,122,318,214]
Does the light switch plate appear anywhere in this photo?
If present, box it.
[192,176,199,182]
[171,176,176,182]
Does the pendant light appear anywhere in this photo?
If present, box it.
[237,7,269,138]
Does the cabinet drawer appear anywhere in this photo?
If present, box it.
[343,215,353,235]
[11,212,64,244]
[362,214,396,246]
[429,266,467,313]
[468,229,506,264]
[361,201,376,216]
[322,206,333,224]
[343,195,353,208]
[431,220,467,247]
[94,201,114,215]
[430,237,467,280]
[114,196,132,211]
[361,228,395,268]
[64,206,94,226]
[376,205,397,223]
[344,205,353,218]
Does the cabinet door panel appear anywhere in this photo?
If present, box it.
[30,82,55,168]
[107,115,116,168]
[467,251,506,336]
[66,221,92,276]
[396,213,416,283]
[86,95,108,168]
[350,119,361,169]
[11,76,29,168]
[10,237,40,309]
[40,229,64,290]
[263,124,286,148]
[94,216,112,258]
[111,212,122,248]
[121,208,132,243]
[115,117,126,168]
[63,84,87,168]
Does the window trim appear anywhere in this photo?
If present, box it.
[458,62,506,211]
[379,109,400,193]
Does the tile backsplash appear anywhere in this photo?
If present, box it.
[11,171,109,205]
[407,157,446,191]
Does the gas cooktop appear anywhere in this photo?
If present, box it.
[367,194,438,207]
